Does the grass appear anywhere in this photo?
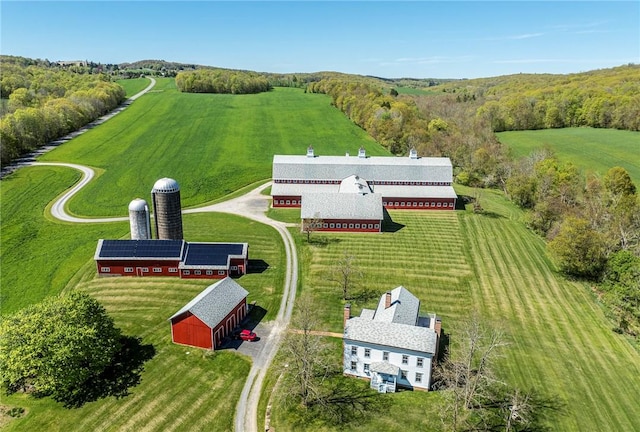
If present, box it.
[116,78,152,98]
[497,128,640,184]
[39,80,386,217]
[269,187,640,431]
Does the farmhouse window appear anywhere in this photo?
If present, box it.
[364,363,370,373]
[402,355,408,365]
[100,267,110,273]
[124,267,133,273]
[351,361,357,371]
[364,348,371,358]
[383,351,389,361]
[351,346,357,355]
[415,372,423,383]
[401,370,407,380]
[417,357,424,367]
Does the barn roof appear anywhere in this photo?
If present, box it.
[271,183,457,199]
[168,277,248,328]
[301,193,383,220]
[94,239,186,260]
[180,242,248,270]
[272,154,453,183]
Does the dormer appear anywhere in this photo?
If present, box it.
[409,148,418,159]
[358,146,366,158]
[306,146,315,158]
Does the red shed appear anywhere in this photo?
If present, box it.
[169,277,249,350]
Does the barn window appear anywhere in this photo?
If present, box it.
[419,202,424,207]
[330,223,335,228]
[383,201,387,206]
[430,202,435,207]
[368,224,373,229]
[141,268,149,273]
[124,267,133,273]
[349,223,354,229]
[231,266,238,270]
[437,202,442,207]
[286,200,291,205]
[168,268,178,273]
[206,270,213,275]
[194,270,201,275]
[374,224,380,229]
[100,267,110,273]
[336,223,341,228]
[218,270,225,275]
[153,268,162,273]
[183,270,190,275]
[395,202,399,206]
[400,202,405,206]
[355,224,360,229]
[323,223,328,228]
[449,202,454,207]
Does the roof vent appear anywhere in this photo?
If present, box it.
[306,145,315,158]
[358,146,366,158]
[409,148,418,159]
[346,152,350,157]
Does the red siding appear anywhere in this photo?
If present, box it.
[171,312,213,349]
[96,259,180,277]
[383,198,455,210]
[304,219,382,233]
[272,196,302,208]
[180,269,228,279]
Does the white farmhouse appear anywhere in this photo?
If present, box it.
[343,286,441,392]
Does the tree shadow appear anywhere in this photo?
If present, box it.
[58,336,155,408]
[248,259,269,274]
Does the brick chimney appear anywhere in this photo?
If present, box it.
[343,304,351,327]
[385,292,392,309]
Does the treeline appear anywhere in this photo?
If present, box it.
[465,65,640,131]
[0,56,126,166]
[175,69,272,94]
[507,155,640,337]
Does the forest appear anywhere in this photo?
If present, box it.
[175,69,272,94]
[0,56,126,166]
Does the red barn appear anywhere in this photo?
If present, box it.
[94,240,248,279]
[169,277,249,350]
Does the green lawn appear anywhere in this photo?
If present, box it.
[497,128,640,184]
[39,80,385,217]
[117,78,151,98]
[269,187,640,431]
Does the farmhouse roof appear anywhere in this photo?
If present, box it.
[168,277,248,329]
[272,154,453,183]
[370,361,400,375]
[344,317,437,354]
[373,286,420,326]
[301,193,384,220]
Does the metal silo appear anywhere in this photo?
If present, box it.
[151,178,183,240]
[128,198,151,240]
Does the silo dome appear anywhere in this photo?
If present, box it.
[152,177,180,193]
[129,198,149,212]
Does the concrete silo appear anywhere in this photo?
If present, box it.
[151,177,183,240]
[128,198,151,240]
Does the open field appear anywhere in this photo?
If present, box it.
[117,78,152,98]
[497,128,640,184]
[268,186,640,431]
[39,79,384,217]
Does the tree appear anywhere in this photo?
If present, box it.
[302,213,323,243]
[548,217,607,279]
[0,292,122,405]
[281,296,331,407]
[330,251,361,300]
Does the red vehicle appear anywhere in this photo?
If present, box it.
[238,329,257,341]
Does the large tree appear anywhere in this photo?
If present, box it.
[548,217,607,279]
[0,292,122,405]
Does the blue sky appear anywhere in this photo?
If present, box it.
[2,1,638,78]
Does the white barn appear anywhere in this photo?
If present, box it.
[343,286,441,392]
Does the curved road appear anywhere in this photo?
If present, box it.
[28,161,298,432]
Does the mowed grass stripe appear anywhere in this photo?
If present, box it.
[459,210,640,430]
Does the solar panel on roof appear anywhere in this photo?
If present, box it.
[98,240,183,258]
[183,243,244,266]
